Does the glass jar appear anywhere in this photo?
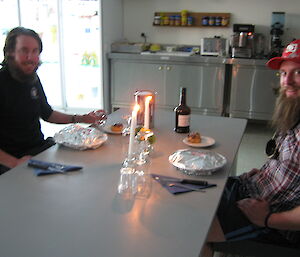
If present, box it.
[153,16,161,25]
[208,16,215,26]
[187,16,193,26]
[215,16,222,26]
[202,16,209,26]
[163,16,169,25]
[169,15,175,26]
[181,16,187,26]
[221,16,229,26]
[175,15,181,26]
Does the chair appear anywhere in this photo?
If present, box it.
[211,240,300,257]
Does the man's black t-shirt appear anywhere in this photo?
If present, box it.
[0,67,53,158]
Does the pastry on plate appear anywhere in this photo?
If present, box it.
[187,132,201,143]
[110,123,124,132]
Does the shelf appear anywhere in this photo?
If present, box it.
[153,12,231,28]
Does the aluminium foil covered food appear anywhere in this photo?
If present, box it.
[54,124,107,150]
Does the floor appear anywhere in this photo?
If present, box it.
[41,119,274,176]
[235,121,273,176]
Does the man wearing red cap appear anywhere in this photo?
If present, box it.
[202,40,300,256]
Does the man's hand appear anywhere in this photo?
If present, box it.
[16,155,32,167]
[82,110,107,124]
[237,198,270,227]
[239,168,260,179]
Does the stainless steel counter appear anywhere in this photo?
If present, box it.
[108,53,278,121]
[108,52,269,66]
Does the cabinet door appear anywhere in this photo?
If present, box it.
[229,65,279,120]
[111,60,165,107]
[165,63,225,115]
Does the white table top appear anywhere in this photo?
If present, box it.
[0,109,247,257]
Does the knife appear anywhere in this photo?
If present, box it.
[28,162,50,170]
[157,176,208,186]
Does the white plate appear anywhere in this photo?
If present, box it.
[169,149,227,176]
[183,136,215,148]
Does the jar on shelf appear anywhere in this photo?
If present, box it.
[221,16,229,26]
[174,15,181,26]
[187,16,193,26]
[215,16,222,26]
[169,15,175,26]
[160,13,165,25]
[181,16,187,26]
[208,16,215,26]
[202,16,209,26]
[153,16,161,25]
[181,9,188,17]
[163,16,170,25]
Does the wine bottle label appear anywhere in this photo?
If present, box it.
[178,114,190,127]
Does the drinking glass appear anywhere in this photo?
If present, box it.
[135,161,152,199]
[134,139,152,165]
[118,156,137,197]
[93,110,107,127]
[121,115,132,136]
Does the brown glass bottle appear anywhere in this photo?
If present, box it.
[174,87,191,133]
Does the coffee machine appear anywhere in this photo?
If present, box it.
[268,12,285,58]
[231,24,255,58]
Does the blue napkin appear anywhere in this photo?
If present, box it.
[151,173,216,194]
[28,159,83,176]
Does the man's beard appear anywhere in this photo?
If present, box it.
[7,58,40,84]
[271,88,300,133]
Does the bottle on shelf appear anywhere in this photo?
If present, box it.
[174,87,191,133]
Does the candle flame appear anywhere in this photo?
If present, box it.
[146,96,152,102]
[133,104,140,112]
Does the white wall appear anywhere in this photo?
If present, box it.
[101,0,123,111]
[123,0,300,49]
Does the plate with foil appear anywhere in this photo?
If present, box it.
[54,124,108,150]
[183,136,215,148]
[169,149,227,175]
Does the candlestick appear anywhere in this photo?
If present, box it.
[128,104,140,158]
[144,96,152,129]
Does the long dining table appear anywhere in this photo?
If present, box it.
[0,108,247,257]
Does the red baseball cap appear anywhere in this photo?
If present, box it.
[266,39,300,70]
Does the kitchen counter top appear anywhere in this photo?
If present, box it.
[108,52,269,66]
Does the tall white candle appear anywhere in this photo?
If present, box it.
[144,96,152,129]
[128,104,140,158]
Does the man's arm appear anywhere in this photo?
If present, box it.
[46,110,106,124]
[268,206,300,230]
[238,198,300,230]
[46,110,73,124]
[0,149,31,168]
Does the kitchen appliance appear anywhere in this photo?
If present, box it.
[200,37,229,56]
[269,12,285,58]
[231,24,255,58]
[231,24,265,59]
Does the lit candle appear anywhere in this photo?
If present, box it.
[128,104,140,158]
[144,96,152,129]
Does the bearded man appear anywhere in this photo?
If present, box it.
[202,40,300,256]
[0,27,106,174]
